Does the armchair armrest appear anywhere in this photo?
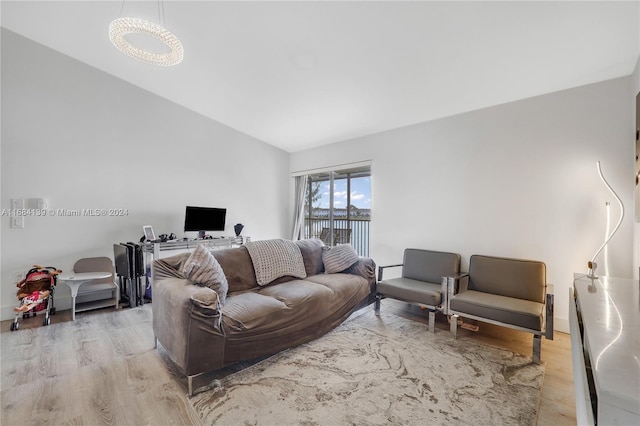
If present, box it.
[446,273,468,315]
[545,283,554,340]
[447,273,469,296]
[377,264,403,281]
[546,283,554,295]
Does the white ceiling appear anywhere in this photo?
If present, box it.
[2,1,639,152]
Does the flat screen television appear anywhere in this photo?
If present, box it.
[184,206,226,232]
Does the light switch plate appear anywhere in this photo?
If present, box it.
[10,198,25,228]
[11,198,24,210]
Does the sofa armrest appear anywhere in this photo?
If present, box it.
[377,263,403,281]
[151,277,225,376]
[191,287,220,312]
[545,283,554,340]
[344,257,377,285]
[153,255,188,280]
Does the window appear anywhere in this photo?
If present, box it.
[303,165,371,256]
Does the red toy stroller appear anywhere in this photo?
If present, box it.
[11,265,61,331]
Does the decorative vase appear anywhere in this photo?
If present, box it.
[234,223,244,236]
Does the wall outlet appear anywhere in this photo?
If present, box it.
[13,271,24,284]
[10,198,25,229]
[11,198,24,210]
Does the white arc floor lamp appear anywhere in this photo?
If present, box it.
[587,161,625,279]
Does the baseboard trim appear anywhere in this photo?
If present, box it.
[554,317,569,334]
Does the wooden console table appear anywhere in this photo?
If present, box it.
[570,274,640,425]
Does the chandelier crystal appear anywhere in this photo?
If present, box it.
[109,17,183,66]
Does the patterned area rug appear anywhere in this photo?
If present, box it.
[189,310,545,425]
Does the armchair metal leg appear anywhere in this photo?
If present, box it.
[532,334,542,364]
[374,295,381,316]
[450,314,459,338]
[428,310,436,333]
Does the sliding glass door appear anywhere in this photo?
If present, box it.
[304,165,371,256]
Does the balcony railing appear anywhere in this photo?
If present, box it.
[304,218,370,257]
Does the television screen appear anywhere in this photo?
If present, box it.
[184,206,226,232]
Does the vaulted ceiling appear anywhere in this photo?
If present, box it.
[2,1,639,152]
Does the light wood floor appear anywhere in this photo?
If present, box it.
[1,300,576,425]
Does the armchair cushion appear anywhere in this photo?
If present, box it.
[468,255,546,303]
[403,249,461,284]
[449,290,544,331]
[377,277,442,306]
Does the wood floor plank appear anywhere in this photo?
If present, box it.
[1,301,575,425]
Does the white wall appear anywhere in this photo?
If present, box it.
[1,30,290,319]
[291,76,635,332]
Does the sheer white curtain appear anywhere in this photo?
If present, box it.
[291,175,308,240]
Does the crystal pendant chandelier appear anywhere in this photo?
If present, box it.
[108,1,183,66]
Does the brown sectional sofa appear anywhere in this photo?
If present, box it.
[151,238,376,395]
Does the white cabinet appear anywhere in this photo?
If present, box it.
[570,274,640,425]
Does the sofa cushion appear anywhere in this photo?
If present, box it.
[245,239,307,286]
[450,290,544,331]
[304,273,371,300]
[377,277,442,307]
[212,247,258,293]
[222,280,333,336]
[221,275,372,364]
[182,244,229,305]
[222,291,289,333]
[211,246,258,293]
[322,244,359,274]
[295,238,325,276]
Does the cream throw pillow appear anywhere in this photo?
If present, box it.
[322,244,359,274]
[182,244,229,306]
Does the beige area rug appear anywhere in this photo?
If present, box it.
[190,310,545,425]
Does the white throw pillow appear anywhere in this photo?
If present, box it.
[182,244,229,306]
[322,244,359,274]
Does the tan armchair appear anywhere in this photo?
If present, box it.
[375,249,461,332]
[447,254,554,364]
